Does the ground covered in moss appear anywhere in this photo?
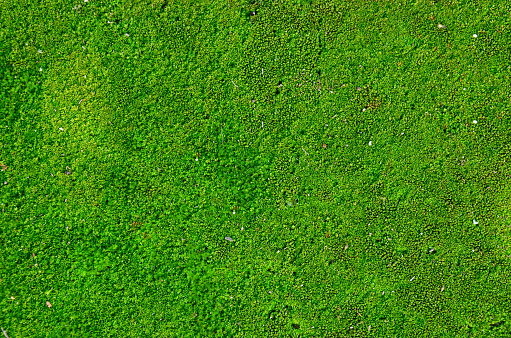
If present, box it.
[1,0,511,337]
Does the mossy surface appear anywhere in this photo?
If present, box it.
[1,0,511,337]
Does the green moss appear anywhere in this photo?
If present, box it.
[1,0,511,337]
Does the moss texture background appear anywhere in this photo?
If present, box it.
[1,0,511,337]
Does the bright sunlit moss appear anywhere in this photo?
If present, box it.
[1,0,510,337]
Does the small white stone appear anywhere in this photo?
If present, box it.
[369,141,372,146]
[59,127,64,131]
[473,34,478,38]
[195,158,198,161]
[38,49,42,53]
[473,120,477,124]
[39,67,42,71]
[125,33,130,37]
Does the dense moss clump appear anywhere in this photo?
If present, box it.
[1,0,510,337]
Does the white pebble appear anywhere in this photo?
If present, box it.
[473,120,477,124]
[37,49,42,53]
[59,127,64,131]
[39,67,42,71]
[125,33,129,37]
[369,141,372,146]
[473,34,477,38]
